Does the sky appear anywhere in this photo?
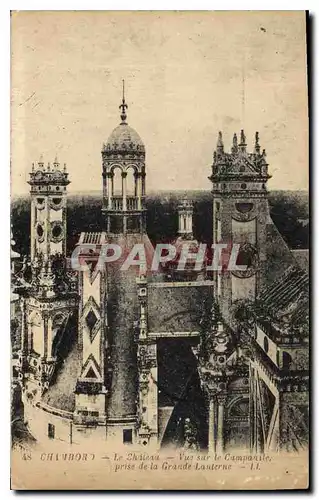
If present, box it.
[11,11,308,195]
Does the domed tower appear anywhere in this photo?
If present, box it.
[101,81,146,234]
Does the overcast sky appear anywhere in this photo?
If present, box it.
[11,11,308,195]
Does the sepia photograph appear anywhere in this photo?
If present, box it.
[10,10,309,490]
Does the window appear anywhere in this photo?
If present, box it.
[282,351,292,370]
[37,224,44,238]
[48,423,55,439]
[123,429,132,444]
[51,224,62,239]
[263,336,269,353]
[236,202,253,213]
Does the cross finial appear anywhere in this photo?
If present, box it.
[119,79,128,123]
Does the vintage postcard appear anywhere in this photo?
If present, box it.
[10,11,309,490]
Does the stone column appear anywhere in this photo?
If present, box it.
[47,315,53,359]
[108,172,113,209]
[102,170,107,207]
[122,172,127,211]
[249,363,255,453]
[20,297,28,366]
[137,173,142,210]
[30,199,36,260]
[208,395,216,453]
[45,197,50,259]
[255,375,262,453]
[216,395,226,454]
[43,312,49,359]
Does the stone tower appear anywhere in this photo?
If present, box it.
[18,159,77,413]
[101,81,146,234]
[76,85,156,446]
[209,130,271,322]
[28,157,69,261]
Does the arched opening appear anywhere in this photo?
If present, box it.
[226,396,250,450]
[112,167,122,196]
[126,166,137,196]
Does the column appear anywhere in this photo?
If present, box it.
[122,172,127,211]
[108,172,113,209]
[47,315,53,359]
[208,395,216,453]
[187,213,192,233]
[43,312,49,359]
[62,202,67,256]
[137,173,142,210]
[102,171,107,207]
[249,364,255,452]
[255,375,262,453]
[141,172,146,197]
[30,199,36,260]
[216,396,225,454]
[20,298,28,355]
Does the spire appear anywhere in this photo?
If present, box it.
[239,129,247,153]
[254,132,261,154]
[53,155,59,170]
[231,133,238,154]
[119,79,128,124]
[216,131,224,154]
[38,155,44,169]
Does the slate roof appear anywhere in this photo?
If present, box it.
[42,339,81,412]
[147,282,214,333]
[255,265,309,342]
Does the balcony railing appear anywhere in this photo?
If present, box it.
[108,196,140,211]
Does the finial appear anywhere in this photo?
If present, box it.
[216,131,224,153]
[53,155,59,169]
[239,129,246,153]
[63,163,67,173]
[47,162,51,172]
[119,79,128,123]
[240,129,246,144]
[32,162,35,172]
[38,154,44,168]
[231,133,238,153]
[254,132,261,154]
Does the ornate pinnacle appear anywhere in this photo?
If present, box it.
[239,129,246,153]
[119,79,128,123]
[231,133,238,153]
[216,131,224,154]
[254,131,261,154]
[53,155,59,170]
[38,155,44,169]
[240,129,246,145]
